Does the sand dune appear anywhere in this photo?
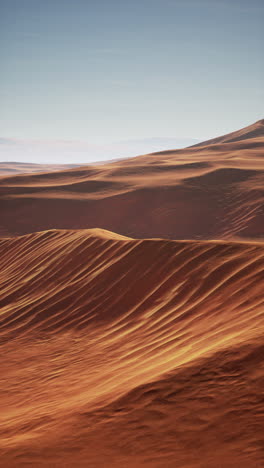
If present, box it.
[0,120,263,240]
[191,118,264,147]
[1,122,264,466]
[1,229,263,467]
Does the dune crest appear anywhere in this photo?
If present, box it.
[191,118,264,147]
[1,228,263,467]
[0,121,263,240]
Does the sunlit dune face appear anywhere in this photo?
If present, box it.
[0,229,263,467]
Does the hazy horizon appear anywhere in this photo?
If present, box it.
[0,136,203,164]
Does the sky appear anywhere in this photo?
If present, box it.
[0,0,263,162]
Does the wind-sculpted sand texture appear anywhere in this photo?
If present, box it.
[1,229,263,467]
[0,120,263,240]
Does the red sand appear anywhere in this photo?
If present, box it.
[0,120,263,240]
[0,229,264,467]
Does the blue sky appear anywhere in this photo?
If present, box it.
[1,0,263,148]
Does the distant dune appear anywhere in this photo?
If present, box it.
[0,228,263,467]
[0,120,263,240]
[191,118,264,147]
[0,161,81,176]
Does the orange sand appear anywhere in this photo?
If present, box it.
[1,229,263,467]
[1,121,264,467]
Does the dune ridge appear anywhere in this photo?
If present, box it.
[1,228,263,467]
[0,120,263,240]
[191,119,264,147]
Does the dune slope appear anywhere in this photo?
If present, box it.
[0,120,263,240]
[1,229,263,467]
[191,118,264,147]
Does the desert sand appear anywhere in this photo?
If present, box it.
[1,229,264,467]
[0,120,263,240]
[0,121,264,467]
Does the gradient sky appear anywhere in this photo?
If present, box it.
[1,0,263,145]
